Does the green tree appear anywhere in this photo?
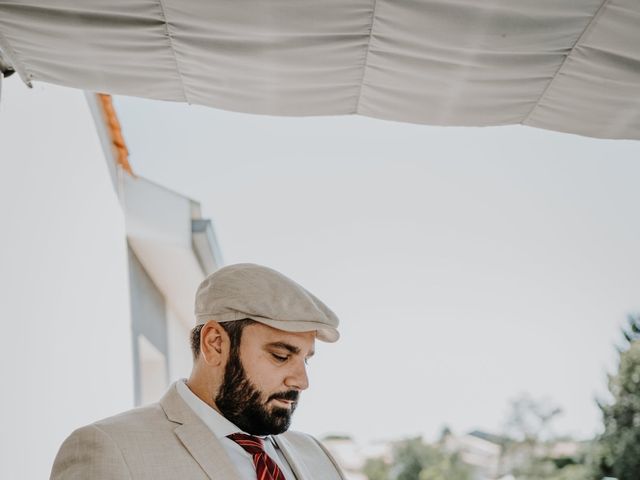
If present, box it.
[593,315,640,480]
[418,450,471,480]
[363,457,390,480]
[502,394,562,479]
[504,393,563,445]
[364,437,471,480]
[545,464,593,480]
[392,437,433,480]
[501,394,592,480]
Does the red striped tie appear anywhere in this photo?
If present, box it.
[228,433,287,480]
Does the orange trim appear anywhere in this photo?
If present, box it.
[97,93,134,176]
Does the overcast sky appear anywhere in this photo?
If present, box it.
[114,95,640,445]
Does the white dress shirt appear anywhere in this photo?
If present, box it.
[176,379,296,480]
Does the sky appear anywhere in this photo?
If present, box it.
[114,95,640,445]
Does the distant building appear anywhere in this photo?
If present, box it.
[319,429,587,480]
[443,429,586,480]
[442,430,506,480]
[321,435,375,480]
[91,92,224,405]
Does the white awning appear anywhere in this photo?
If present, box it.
[1,0,638,139]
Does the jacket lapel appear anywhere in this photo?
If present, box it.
[160,383,243,480]
[273,435,313,480]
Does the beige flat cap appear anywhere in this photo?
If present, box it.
[195,263,339,342]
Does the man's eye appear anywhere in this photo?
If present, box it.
[272,354,288,362]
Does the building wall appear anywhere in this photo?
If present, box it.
[128,243,202,403]
[167,306,194,383]
[0,80,134,478]
[128,245,169,405]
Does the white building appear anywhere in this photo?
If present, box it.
[0,78,222,478]
[322,435,369,480]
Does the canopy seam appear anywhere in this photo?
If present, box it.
[156,0,190,103]
[0,29,32,87]
[523,0,611,124]
[354,0,379,113]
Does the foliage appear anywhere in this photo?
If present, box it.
[394,437,471,480]
[363,437,471,480]
[506,454,593,480]
[363,315,640,480]
[501,394,592,480]
[363,457,390,480]
[593,315,640,480]
[418,450,471,480]
[392,437,430,480]
[544,464,593,480]
[503,393,563,444]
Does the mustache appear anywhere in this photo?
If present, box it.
[267,390,300,403]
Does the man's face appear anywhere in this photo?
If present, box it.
[215,323,315,436]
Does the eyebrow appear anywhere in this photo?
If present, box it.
[266,341,315,358]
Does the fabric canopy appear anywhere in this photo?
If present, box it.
[0,0,639,139]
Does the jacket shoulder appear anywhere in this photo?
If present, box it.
[50,403,169,479]
[50,423,132,479]
[93,402,168,433]
[280,431,346,480]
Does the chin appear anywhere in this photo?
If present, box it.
[268,412,293,434]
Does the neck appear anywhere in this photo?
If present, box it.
[185,376,223,414]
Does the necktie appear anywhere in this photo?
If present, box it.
[228,433,287,480]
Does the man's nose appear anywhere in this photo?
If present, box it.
[285,360,309,391]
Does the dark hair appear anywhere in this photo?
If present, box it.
[190,319,256,359]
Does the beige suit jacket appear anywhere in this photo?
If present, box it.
[50,383,346,480]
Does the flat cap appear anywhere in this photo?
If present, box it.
[195,263,339,342]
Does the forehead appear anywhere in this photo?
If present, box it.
[242,322,316,352]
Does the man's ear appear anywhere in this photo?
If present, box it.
[200,321,228,366]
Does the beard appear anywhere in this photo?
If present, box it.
[215,348,299,436]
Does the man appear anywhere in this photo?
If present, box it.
[51,263,346,480]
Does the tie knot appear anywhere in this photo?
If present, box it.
[227,433,266,456]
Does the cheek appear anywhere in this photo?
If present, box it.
[244,359,284,395]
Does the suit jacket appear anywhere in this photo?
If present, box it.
[50,383,346,480]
